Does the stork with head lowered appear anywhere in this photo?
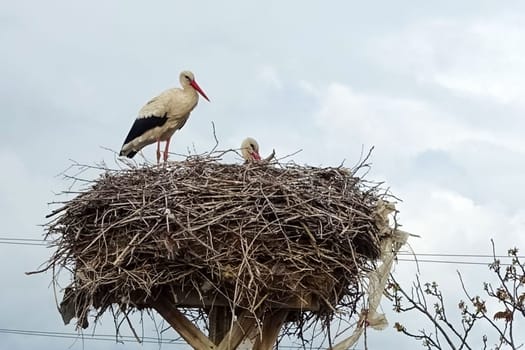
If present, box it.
[240,137,262,162]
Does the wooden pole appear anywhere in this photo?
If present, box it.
[151,293,301,349]
[253,310,288,350]
[216,311,258,350]
[153,297,216,350]
[209,306,232,344]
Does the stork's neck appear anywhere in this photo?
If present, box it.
[174,85,199,111]
[185,86,199,100]
[181,83,196,94]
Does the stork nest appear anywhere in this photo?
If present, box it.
[39,152,396,335]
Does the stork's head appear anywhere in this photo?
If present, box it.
[180,70,210,102]
[241,137,262,162]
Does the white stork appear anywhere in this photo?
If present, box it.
[119,70,210,163]
[240,137,262,162]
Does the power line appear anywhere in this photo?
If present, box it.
[0,237,47,247]
[0,236,521,257]
[0,327,347,349]
[0,237,48,246]
[397,252,524,258]
[397,258,498,266]
[0,237,44,241]
[0,327,185,345]
[0,236,522,266]
[0,241,47,246]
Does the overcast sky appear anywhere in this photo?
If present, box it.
[2,1,525,349]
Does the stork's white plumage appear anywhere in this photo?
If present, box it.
[240,137,262,162]
[119,70,210,163]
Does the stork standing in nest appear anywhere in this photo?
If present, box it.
[119,71,210,163]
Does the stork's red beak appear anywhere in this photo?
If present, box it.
[251,151,261,161]
[190,80,210,102]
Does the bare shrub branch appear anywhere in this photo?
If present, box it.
[388,240,525,349]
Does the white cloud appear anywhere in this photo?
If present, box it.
[256,65,283,90]
[0,149,52,233]
[398,185,525,253]
[371,16,525,106]
[312,83,475,157]
[307,79,525,205]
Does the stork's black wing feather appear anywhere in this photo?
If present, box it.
[122,113,168,145]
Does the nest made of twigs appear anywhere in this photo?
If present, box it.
[41,152,394,334]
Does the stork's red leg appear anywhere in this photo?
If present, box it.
[156,141,161,164]
[163,137,171,162]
